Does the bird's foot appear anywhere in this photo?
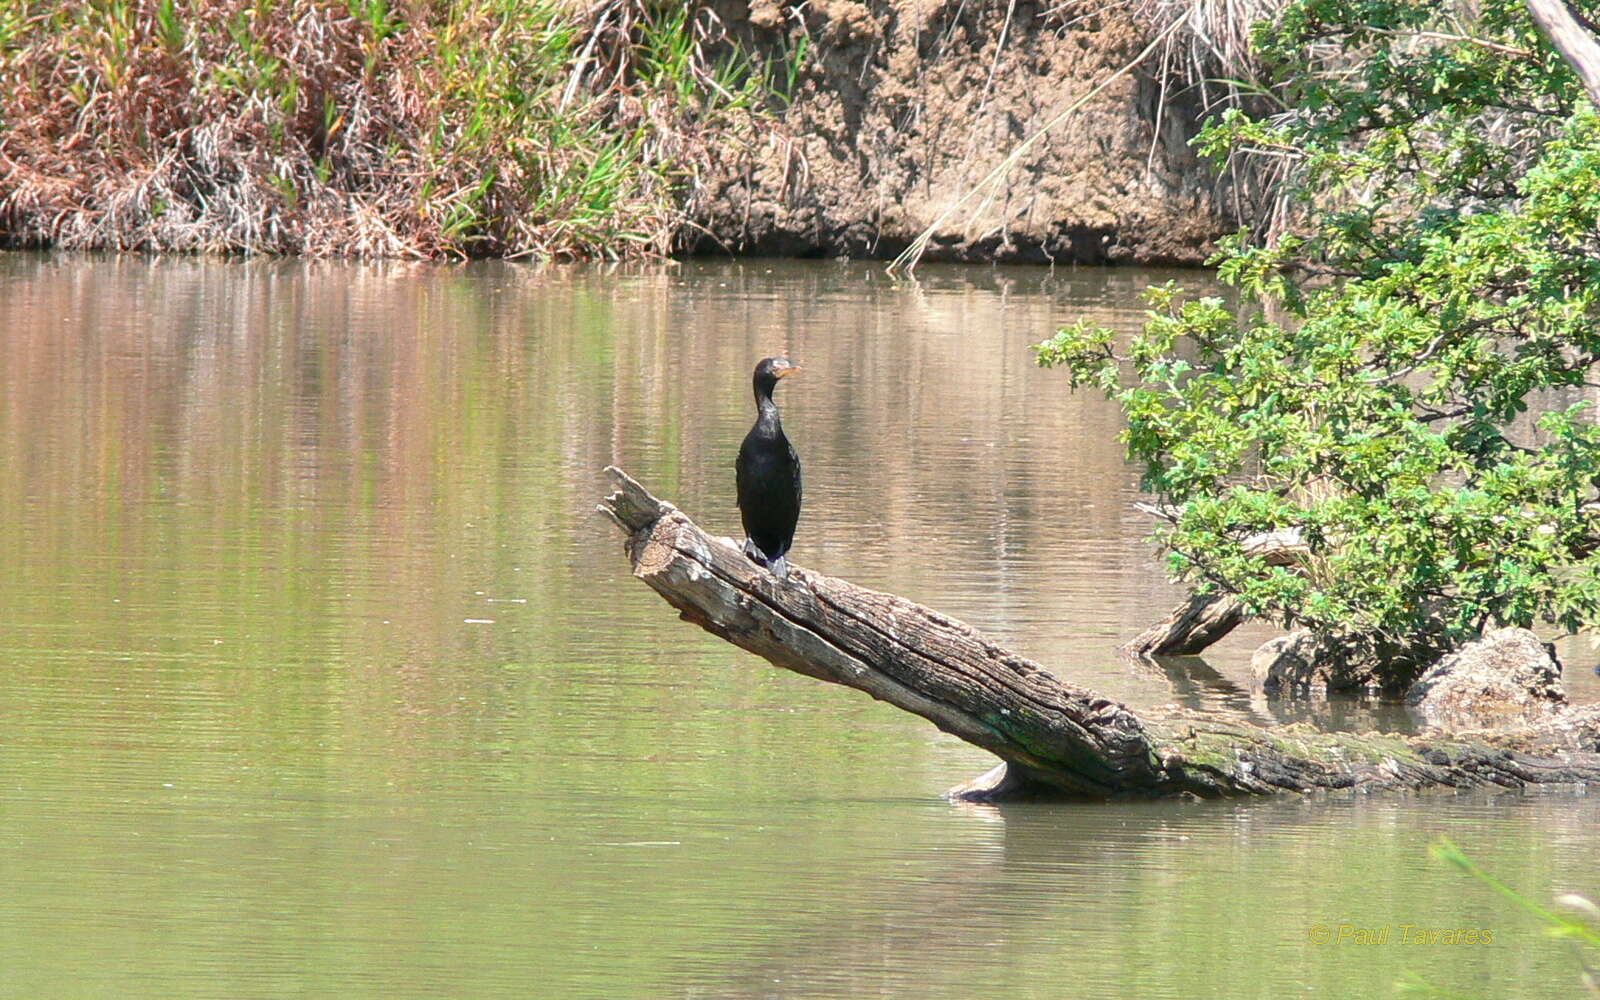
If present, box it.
[743,540,792,584]
[743,538,769,568]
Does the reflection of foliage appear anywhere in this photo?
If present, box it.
[1037,0,1600,680]
[1400,838,1600,997]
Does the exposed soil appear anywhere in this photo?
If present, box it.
[694,0,1234,265]
[0,0,1232,264]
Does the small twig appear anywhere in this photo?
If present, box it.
[1370,28,1534,59]
[560,3,614,111]
[977,0,1017,117]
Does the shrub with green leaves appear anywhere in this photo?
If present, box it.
[1037,0,1600,680]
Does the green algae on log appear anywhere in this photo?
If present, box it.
[599,467,1600,801]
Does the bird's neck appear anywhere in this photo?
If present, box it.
[754,391,783,432]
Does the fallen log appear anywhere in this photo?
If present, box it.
[599,467,1600,800]
[1124,500,1600,661]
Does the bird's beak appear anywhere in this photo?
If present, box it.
[776,366,801,378]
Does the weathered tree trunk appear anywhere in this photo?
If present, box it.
[1526,0,1600,108]
[600,467,1600,801]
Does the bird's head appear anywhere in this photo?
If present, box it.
[753,356,801,398]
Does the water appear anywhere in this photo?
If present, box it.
[0,253,1594,999]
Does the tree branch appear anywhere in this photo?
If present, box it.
[1526,0,1600,108]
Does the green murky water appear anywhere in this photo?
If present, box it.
[0,254,1594,998]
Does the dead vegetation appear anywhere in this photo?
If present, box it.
[0,0,792,258]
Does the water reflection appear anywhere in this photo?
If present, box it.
[682,792,1600,999]
[0,253,1593,999]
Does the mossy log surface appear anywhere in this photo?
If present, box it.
[599,467,1600,801]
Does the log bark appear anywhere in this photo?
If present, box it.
[1122,591,1248,656]
[600,467,1600,800]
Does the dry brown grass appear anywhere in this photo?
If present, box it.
[0,0,789,258]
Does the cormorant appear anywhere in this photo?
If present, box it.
[736,357,802,581]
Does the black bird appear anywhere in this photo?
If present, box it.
[736,357,802,581]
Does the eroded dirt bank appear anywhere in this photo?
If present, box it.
[694,0,1234,265]
[0,0,1231,264]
